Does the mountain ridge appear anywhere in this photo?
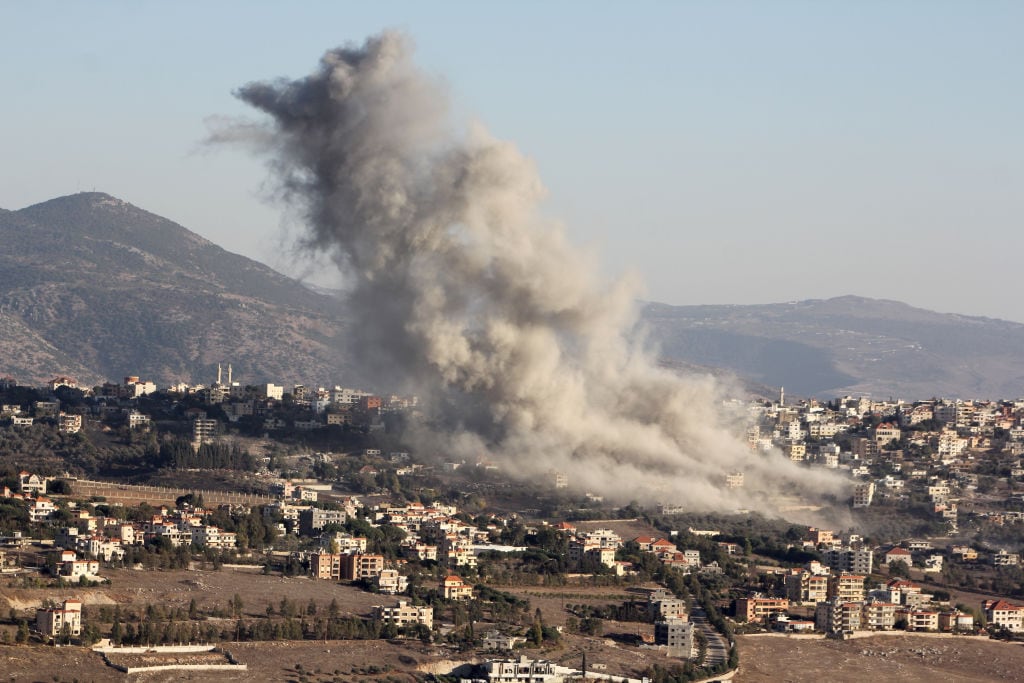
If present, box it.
[642,296,1024,398]
[0,192,353,387]
[3,192,1024,400]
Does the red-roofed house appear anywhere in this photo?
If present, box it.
[884,547,912,566]
[442,575,473,600]
[984,599,1024,632]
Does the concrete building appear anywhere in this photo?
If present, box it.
[862,601,898,631]
[442,575,473,600]
[828,574,866,603]
[815,600,863,634]
[786,570,829,604]
[376,568,408,594]
[374,599,432,629]
[191,416,217,450]
[735,596,789,624]
[310,552,342,580]
[36,599,82,638]
[853,481,875,508]
[340,553,385,581]
[484,656,558,682]
[299,507,346,535]
[983,599,1024,632]
[655,618,694,658]
[824,547,874,575]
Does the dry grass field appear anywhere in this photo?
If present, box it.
[7,622,1024,682]
[735,633,1024,682]
[1,566,388,619]
[7,563,1024,681]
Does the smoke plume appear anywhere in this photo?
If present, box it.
[223,32,847,512]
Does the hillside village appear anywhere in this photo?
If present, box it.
[5,370,1024,680]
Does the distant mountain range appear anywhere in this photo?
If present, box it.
[3,192,1024,399]
[642,298,1024,399]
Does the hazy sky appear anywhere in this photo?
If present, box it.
[3,2,1022,320]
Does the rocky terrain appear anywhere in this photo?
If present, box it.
[5,191,1024,399]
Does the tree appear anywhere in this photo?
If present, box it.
[580,615,603,636]
[529,608,544,646]
[231,593,244,619]
[889,560,911,579]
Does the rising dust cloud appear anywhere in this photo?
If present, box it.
[218,31,847,513]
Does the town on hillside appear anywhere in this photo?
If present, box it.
[4,370,1024,680]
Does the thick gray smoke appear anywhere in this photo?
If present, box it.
[223,32,847,512]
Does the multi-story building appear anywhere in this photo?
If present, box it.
[853,481,875,508]
[983,600,1024,632]
[127,411,151,429]
[939,610,974,632]
[36,599,82,638]
[786,570,829,604]
[260,384,285,400]
[442,575,473,600]
[815,600,862,634]
[873,423,902,445]
[341,553,385,581]
[191,416,217,449]
[61,555,100,580]
[58,413,82,434]
[299,507,346,535]
[849,437,879,459]
[655,618,694,658]
[807,528,835,546]
[828,574,866,603]
[900,609,939,632]
[76,535,125,562]
[862,601,898,631]
[649,596,688,621]
[321,532,368,554]
[937,429,968,458]
[310,552,342,580]
[192,526,237,550]
[993,550,1020,567]
[29,497,56,523]
[374,599,432,629]
[824,547,873,575]
[484,657,558,682]
[735,596,789,624]
[19,472,48,495]
[34,401,60,417]
[376,568,408,594]
[441,540,479,569]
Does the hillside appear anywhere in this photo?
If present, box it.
[4,192,1024,400]
[642,296,1024,399]
[0,192,353,387]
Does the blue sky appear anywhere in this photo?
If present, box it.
[3,2,1022,320]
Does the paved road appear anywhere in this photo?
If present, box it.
[690,606,729,668]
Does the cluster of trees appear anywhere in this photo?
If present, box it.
[527,608,559,647]
[158,438,255,471]
[567,601,650,624]
[337,515,407,558]
[0,425,102,475]
[642,660,731,683]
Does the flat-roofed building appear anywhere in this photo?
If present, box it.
[735,596,789,624]
[36,599,82,638]
[655,618,694,658]
[374,599,432,629]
